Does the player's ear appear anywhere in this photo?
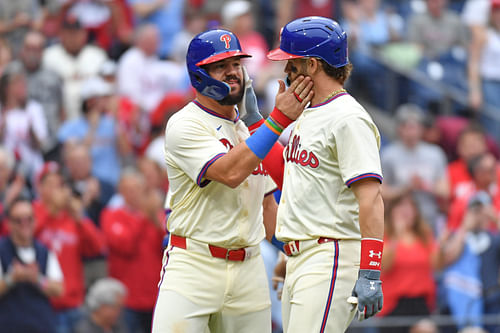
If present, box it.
[307,57,320,75]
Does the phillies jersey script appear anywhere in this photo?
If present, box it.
[276,92,383,241]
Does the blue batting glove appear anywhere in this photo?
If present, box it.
[351,269,383,320]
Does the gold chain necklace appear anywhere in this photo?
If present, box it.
[320,88,346,104]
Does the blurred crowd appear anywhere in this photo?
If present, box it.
[0,0,500,333]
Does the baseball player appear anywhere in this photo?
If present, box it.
[151,29,313,333]
[266,17,385,332]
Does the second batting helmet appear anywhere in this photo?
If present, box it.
[186,29,251,100]
[267,16,348,68]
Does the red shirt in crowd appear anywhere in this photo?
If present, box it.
[101,207,165,311]
[33,200,106,310]
[379,239,437,316]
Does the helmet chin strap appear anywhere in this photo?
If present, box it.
[189,66,231,100]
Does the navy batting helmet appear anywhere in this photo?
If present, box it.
[267,16,348,68]
[186,29,251,100]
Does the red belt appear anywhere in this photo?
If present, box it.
[170,234,248,261]
[283,237,337,256]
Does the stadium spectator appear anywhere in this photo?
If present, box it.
[128,0,185,59]
[341,0,403,109]
[0,61,48,181]
[33,162,106,333]
[408,0,468,60]
[468,0,500,139]
[0,0,43,56]
[170,7,207,65]
[97,59,149,157]
[61,141,113,291]
[63,0,133,54]
[61,142,114,226]
[0,148,29,231]
[42,15,107,120]
[221,1,269,83]
[19,30,63,155]
[381,104,448,231]
[441,191,500,331]
[379,191,442,333]
[407,0,469,109]
[101,169,165,333]
[446,125,490,200]
[145,92,188,172]
[58,76,128,186]
[275,0,338,39]
[447,153,500,231]
[74,277,128,333]
[0,197,63,333]
[138,156,168,195]
[117,24,186,114]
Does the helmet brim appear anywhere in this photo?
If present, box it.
[196,51,251,66]
[267,48,304,61]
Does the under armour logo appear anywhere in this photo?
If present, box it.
[220,34,231,49]
[368,250,382,259]
[370,281,376,290]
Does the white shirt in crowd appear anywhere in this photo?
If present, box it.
[0,246,63,283]
[117,47,185,113]
[1,100,48,178]
[42,44,108,120]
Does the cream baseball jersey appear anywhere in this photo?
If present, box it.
[276,93,383,241]
[164,101,276,248]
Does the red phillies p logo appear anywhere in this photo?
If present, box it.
[220,34,231,49]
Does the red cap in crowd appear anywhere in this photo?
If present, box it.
[492,0,500,9]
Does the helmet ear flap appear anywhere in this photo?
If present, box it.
[188,66,230,100]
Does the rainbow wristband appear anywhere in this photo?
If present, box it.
[246,116,284,159]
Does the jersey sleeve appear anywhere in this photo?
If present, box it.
[165,118,228,186]
[334,115,383,187]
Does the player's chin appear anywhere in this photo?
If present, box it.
[218,86,244,106]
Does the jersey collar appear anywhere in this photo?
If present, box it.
[309,91,349,108]
[193,100,240,123]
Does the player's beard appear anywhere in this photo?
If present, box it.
[286,60,308,86]
[218,76,245,106]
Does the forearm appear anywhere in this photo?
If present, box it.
[442,228,467,267]
[358,188,384,240]
[467,26,485,93]
[352,179,384,272]
[207,109,291,188]
[262,194,278,242]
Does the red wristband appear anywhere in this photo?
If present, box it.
[269,107,293,129]
[360,238,383,270]
[248,118,265,135]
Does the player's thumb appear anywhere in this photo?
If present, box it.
[277,79,286,94]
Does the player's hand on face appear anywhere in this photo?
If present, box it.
[274,75,313,121]
[351,269,383,320]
